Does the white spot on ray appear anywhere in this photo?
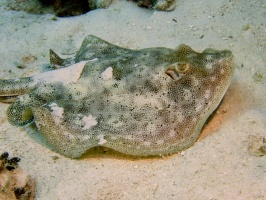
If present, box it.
[82,114,98,130]
[206,55,213,61]
[183,89,192,101]
[62,132,75,140]
[111,136,117,140]
[191,76,199,86]
[204,89,211,99]
[49,102,64,125]
[206,63,213,69]
[211,76,216,81]
[101,67,113,80]
[33,61,87,85]
[82,135,90,140]
[19,94,31,102]
[195,101,203,112]
[98,135,107,145]
[131,93,164,110]
[169,129,176,137]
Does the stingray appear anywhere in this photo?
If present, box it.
[0,35,234,158]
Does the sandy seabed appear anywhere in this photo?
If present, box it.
[0,0,265,199]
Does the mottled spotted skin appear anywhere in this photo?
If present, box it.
[0,35,234,158]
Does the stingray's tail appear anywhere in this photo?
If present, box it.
[0,77,37,103]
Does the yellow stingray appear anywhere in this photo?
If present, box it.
[0,35,234,158]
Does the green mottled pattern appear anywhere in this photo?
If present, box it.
[1,35,234,158]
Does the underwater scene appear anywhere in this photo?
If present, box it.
[0,0,265,199]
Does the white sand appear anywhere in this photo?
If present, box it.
[0,0,266,199]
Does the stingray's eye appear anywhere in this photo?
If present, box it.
[166,62,190,80]
[175,62,190,72]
